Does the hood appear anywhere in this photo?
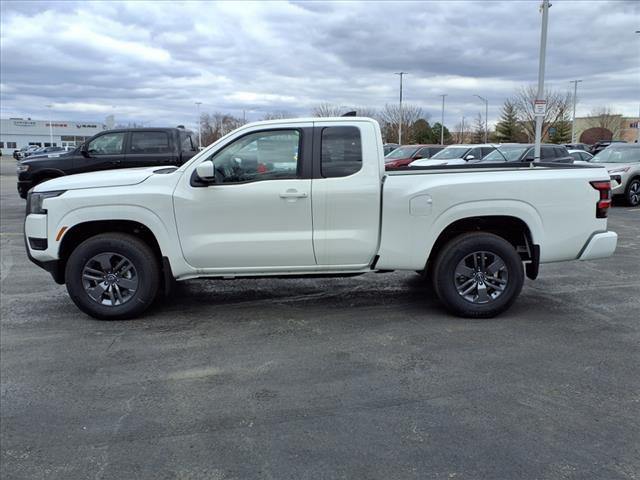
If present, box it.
[33,166,167,192]
[24,151,74,161]
[588,162,637,172]
[410,158,466,167]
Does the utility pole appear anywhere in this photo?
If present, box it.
[474,95,489,143]
[439,94,447,145]
[395,72,407,144]
[46,104,53,146]
[534,0,551,161]
[461,116,466,143]
[569,80,582,143]
[195,102,202,149]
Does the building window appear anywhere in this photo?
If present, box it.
[7,142,17,148]
[0,142,4,148]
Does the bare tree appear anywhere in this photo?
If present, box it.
[379,103,424,143]
[587,106,624,138]
[312,103,346,117]
[472,113,486,144]
[262,111,295,120]
[511,86,571,142]
[452,119,468,144]
[200,112,245,146]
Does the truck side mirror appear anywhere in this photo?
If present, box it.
[81,144,90,158]
[195,160,215,181]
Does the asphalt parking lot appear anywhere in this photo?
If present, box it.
[1,155,639,479]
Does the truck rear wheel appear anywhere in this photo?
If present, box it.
[432,233,524,318]
[65,233,160,320]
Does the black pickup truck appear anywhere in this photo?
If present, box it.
[17,127,198,198]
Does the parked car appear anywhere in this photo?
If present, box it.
[592,140,626,156]
[568,149,594,162]
[479,144,574,164]
[383,143,399,156]
[590,144,640,206]
[384,144,444,168]
[24,117,617,320]
[565,143,591,152]
[24,146,67,159]
[17,127,197,198]
[14,145,40,160]
[409,144,496,166]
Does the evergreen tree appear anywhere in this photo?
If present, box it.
[431,122,451,144]
[495,100,522,142]
[412,119,433,144]
[550,106,572,144]
[472,113,486,144]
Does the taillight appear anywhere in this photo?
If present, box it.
[590,180,611,218]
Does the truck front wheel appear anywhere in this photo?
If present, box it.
[65,233,160,320]
[432,233,524,318]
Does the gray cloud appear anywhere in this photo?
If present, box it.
[1,0,638,130]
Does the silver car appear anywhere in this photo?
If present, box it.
[590,144,640,206]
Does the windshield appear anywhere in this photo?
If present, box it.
[385,146,419,160]
[482,146,528,162]
[431,147,471,160]
[591,147,640,164]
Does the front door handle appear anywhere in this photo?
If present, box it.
[279,189,308,200]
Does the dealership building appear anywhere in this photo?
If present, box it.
[0,117,109,155]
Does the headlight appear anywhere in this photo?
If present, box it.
[608,167,630,174]
[27,191,65,215]
[17,164,29,173]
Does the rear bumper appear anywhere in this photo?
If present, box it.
[579,231,618,261]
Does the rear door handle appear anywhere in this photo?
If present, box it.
[279,189,308,199]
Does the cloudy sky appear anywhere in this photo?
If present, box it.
[1,0,638,130]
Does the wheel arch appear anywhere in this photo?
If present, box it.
[423,212,541,281]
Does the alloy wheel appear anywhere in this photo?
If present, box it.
[454,251,509,304]
[81,252,139,306]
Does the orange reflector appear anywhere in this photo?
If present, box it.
[56,226,68,241]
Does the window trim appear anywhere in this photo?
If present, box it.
[190,127,312,187]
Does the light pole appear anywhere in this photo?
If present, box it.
[46,104,53,146]
[195,102,202,149]
[569,80,582,143]
[461,116,466,143]
[474,95,489,143]
[439,94,447,145]
[534,0,551,161]
[395,72,407,144]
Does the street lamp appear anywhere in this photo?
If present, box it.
[473,95,489,143]
[569,80,582,144]
[439,94,447,145]
[195,101,202,149]
[46,104,53,146]
[533,0,551,161]
[394,72,407,144]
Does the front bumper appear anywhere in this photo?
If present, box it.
[579,231,618,261]
[609,175,625,195]
[24,213,65,284]
[17,180,33,199]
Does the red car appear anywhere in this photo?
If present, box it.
[384,144,444,168]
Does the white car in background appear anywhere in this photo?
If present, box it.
[568,149,594,162]
[409,144,497,166]
[589,144,640,206]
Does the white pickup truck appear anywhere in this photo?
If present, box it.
[24,117,618,320]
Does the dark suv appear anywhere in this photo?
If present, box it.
[17,127,197,198]
[480,144,574,163]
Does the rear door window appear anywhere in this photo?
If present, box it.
[541,146,556,160]
[130,131,171,154]
[481,147,495,158]
[321,126,362,178]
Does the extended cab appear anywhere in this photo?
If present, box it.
[17,127,197,198]
[24,118,618,320]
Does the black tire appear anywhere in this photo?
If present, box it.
[625,178,640,207]
[432,233,524,318]
[65,233,160,320]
